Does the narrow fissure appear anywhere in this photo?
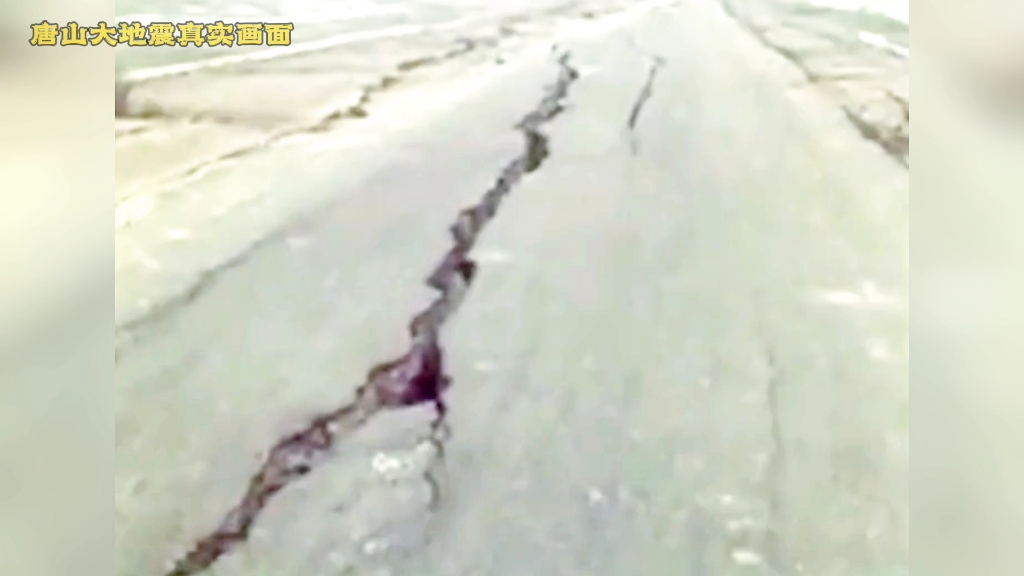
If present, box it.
[760,345,791,573]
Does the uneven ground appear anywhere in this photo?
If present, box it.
[115,1,909,575]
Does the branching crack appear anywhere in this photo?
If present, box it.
[160,52,580,576]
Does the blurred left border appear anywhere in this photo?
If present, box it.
[0,2,112,576]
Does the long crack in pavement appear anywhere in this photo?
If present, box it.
[160,52,580,576]
[115,29,547,344]
[114,39,495,343]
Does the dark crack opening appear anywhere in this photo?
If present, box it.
[721,0,909,167]
[115,36,498,335]
[160,52,580,576]
[626,55,665,154]
[760,345,791,574]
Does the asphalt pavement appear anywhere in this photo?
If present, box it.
[114,2,909,575]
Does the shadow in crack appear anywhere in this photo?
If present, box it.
[160,52,581,576]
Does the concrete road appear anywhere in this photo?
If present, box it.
[114,2,909,575]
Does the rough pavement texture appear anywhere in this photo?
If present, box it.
[161,52,580,576]
[722,0,908,165]
[115,1,908,576]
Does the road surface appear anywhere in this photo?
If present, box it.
[114,2,909,575]
[114,0,613,77]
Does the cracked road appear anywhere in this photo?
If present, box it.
[114,2,909,575]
